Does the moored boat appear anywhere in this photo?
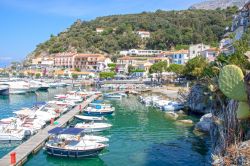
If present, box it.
[84,107,115,116]
[45,140,106,158]
[75,122,112,132]
[74,115,106,121]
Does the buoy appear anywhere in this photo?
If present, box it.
[10,152,16,164]
[50,118,54,125]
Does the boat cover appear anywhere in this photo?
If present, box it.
[48,127,84,135]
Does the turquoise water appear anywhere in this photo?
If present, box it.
[0,89,211,166]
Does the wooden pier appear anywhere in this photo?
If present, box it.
[0,95,99,166]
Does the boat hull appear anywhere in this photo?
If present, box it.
[83,111,114,116]
[38,87,49,91]
[0,88,9,95]
[45,145,105,158]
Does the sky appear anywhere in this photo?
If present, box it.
[0,0,203,67]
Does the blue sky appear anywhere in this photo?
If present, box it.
[0,0,203,67]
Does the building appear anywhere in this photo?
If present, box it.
[74,54,109,71]
[136,30,151,39]
[96,57,112,71]
[41,57,54,66]
[220,1,250,55]
[120,49,163,57]
[163,49,189,65]
[54,52,77,69]
[32,57,42,65]
[200,48,220,62]
[96,28,104,33]
[189,44,210,59]
[55,52,110,71]
[116,56,169,74]
[32,56,54,67]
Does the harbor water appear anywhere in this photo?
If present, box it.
[0,88,211,166]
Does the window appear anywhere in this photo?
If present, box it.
[179,54,182,59]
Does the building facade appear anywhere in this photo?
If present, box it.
[120,49,163,57]
[200,48,220,62]
[136,30,151,39]
[54,52,77,69]
[54,52,109,71]
[189,44,210,59]
[164,50,189,65]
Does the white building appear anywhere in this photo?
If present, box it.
[164,50,189,65]
[96,57,112,71]
[96,28,104,33]
[136,31,150,39]
[189,44,210,59]
[119,49,163,57]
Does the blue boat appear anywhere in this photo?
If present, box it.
[45,127,107,158]
[84,111,114,116]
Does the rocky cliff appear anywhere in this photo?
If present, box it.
[190,0,248,10]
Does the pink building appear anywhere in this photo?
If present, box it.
[54,52,77,69]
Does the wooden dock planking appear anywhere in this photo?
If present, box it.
[0,95,99,166]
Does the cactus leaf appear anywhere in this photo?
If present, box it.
[237,102,250,119]
[219,65,247,101]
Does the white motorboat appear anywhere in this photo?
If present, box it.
[0,129,26,141]
[5,81,30,94]
[74,115,106,121]
[75,122,112,132]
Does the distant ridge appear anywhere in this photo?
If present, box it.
[190,0,249,10]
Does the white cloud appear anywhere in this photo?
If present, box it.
[0,56,13,61]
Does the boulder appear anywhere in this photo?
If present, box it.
[177,119,193,124]
[187,84,213,114]
[165,111,179,120]
[195,113,212,133]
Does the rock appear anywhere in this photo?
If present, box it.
[177,119,193,125]
[195,113,212,133]
[176,110,187,116]
[186,84,213,114]
[165,111,179,120]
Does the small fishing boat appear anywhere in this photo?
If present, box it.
[75,122,112,132]
[103,93,122,99]
[45,127,107,158]
[84,107,115,116]
[89,103,112,108]
[74,115,106,121]
[45,140,107,158]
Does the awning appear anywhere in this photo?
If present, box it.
[48,127,84,135]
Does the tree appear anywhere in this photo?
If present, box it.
[72,73,78,80]
[35,73,41,78]
[167,64,184,76]
[149,61,169,82]
[184,56,208,79]
[75,68,81,72]
[108,63,117,72]
[128,65,135,74]
[99,72,115,79]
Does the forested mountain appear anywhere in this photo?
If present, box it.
[30,7,238,59]
[190,0,248,10]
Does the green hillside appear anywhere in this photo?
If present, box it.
[32,7,238,58]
